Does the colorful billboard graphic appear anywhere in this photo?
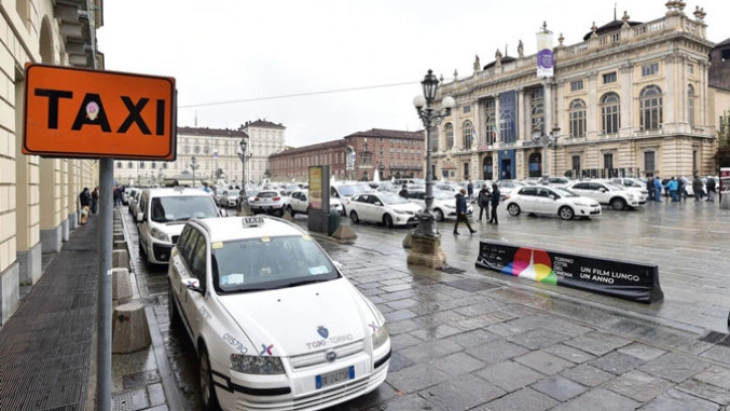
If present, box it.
[476,241,663,304]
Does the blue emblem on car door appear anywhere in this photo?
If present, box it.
[317,326,329,339]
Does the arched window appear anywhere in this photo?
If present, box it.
[569,99,587,138]
[640,85,663,131]
[601,93,620,135]
[445,123,454,149]
[463,120,473,150]
[688,84,695,126]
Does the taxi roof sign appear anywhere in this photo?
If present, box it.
[23,64,177,160]
[242,216,265,227]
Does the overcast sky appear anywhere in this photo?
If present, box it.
[97,1,729,148]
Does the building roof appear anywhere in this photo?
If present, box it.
[178,127,248,138]
[582,19,643,41]
[243,119,286,129]
[269,139,346,158]
[714,37,730,49]
[483,55,517,70]
[344,128,425,140]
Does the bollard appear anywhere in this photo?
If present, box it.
[113,240,127,251]
[111,268,133,300]
[112,301,151,353]
[112,249,130,271]
[331,225,357,244]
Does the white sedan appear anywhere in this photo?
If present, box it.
[405,190,473,221]
[287,189,344,216]
[504,186,602,220]
[168,216,390,411]
[348,192,421,227]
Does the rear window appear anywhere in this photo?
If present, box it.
[150,195,218,223]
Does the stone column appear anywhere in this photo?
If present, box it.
[555,81,565,134]
[620,63,634,134]
[517,88,526,142]
[494,93,501,146]
[663,54,677,127]
[587,72,598,138]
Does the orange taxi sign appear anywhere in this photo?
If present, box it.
[23,64,176,160]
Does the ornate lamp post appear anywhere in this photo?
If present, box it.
[237,138,252,215]
[190,155,199,187]
[407,70,454,269]
[531,126,561,177]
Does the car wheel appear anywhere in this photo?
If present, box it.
[199,345,221,411]
[138,239,145,257]
[350,211,360,224]
[287,205,295,216]
[383,214,393,228]
[168,284,182,327]
[507,203,521,216]
[433,209,444,222]
[611,198,626,210]
[558,206,574,220]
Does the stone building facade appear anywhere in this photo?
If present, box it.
[269,128,425,182]
[242,119,286,183]
[0,1,102,324]
[432,3,717,182]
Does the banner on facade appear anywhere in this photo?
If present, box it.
[536,31,554,78]
[721,168,730,193]
[475,240,663,304]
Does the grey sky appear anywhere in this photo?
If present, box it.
[97,0,728,147]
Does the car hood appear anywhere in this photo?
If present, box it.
[155,222,186,236]
[218,278,375,357]
[388,203,422,212]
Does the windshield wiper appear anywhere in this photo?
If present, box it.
[285,278,330,288]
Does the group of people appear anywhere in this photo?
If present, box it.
[646,175,717,203]
[78,187,99,225]
[453,183,500,235]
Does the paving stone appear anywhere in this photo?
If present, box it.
[483,387,559,411]
[329,382,398,410]
[563,331,631,356]
[508,328,571,350]
[700,345,730,364]
[442,328,500,349]
[453,300,503,316]
[560,364,615,387]
[486,322,522,337]
[400,339,463,363]
[639,352,710,383]
[431,352,486,376]
[601,370,673,402]
[422,373,506,411]
[476,361,545,392]
[531,375,588,402]
[384,309,418,322]
[386,319,422,335]
[676,378,730,406]
[515,350,574,375]
[386,363,451,394]
[123,370,160,390]
[501,315,554,334]
[147,383,165,407]
[410,324,463,341]
[550,387,640,411]
[386,350,414,373]
[145,406,168,411]
[617,342,667,361]
[414,309,467,326]
[693,366,730,390]
[111,387,149,411]
[390,333,422,351]
[465,339,529,366]
[588,351,645,375]
[638,388,721,411]
[377,394,441,411]
[455,312,511,330]
[385,298,420,310]
[543,344,597,364]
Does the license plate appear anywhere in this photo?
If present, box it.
[316,366,354,389]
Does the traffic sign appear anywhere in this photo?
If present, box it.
[23,64,177,160]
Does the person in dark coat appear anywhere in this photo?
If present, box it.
[706,177,716,202]
[488,183,500,224]
[79,187,91,225]
[398,185,409,198]
[477,184,490,221]
[91,187,99,214]
[467,180,474,202]
[646,178,655,202]
[692,175,704,202]
[453,188,476,235]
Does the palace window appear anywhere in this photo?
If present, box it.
[603,72,617,84]
[463,120,473,150]
[530,88,545,137]
[499,91,517,143]
[644,151,656,173]
[603,153,614,170]
[463,105,471,113]
[688,84,695,126]
[485,98,496,145]
[569,99,587,138]
[641,62,659,77]
[445,123,454,149]
[640,85,663,131]
[570,80,583,92]
[601,92,620,135]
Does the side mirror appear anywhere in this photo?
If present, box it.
[184,278,204,294]
[375,202,383,206]
[137,212,144,222]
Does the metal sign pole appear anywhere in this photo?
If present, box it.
[96,158,113,410]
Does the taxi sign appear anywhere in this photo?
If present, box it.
[23,64,177,160]
[242,216,265,227]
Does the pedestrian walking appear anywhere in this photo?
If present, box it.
[677,177,688,201]
[706,177,717,202]
[665,177,678,202]
[398,184,409,198]
[453,188,476,235]
[90,187,99,214]
[113,186,122,206]
[646,178,655,202]
[488,183,500,224]
[653,177,663,202]
[79,187,91,225]
[477,184,490,221]
[467,179,474,202]
[692,175,704,202]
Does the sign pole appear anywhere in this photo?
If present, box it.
[96,158,113,410]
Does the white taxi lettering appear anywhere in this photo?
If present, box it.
[305,333,354,350]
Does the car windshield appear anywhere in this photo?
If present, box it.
[434,191,456,200]
[605,183,624,191]
[335,185,362,197]
[150,196,219,223]
[553,188,578,197]
[212,235,338,292]
[381,194,409,205]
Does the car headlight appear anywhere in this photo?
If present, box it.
[626,194,635,199]
[150,227,170,242]
[230,354,285,374]
[573,201,589,206]
[371,323,389,350]
[394,210,409,215]
[444,204,455,209]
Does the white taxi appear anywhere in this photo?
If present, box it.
[167,216,391,411]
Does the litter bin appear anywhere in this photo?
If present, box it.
[327,208,341,236]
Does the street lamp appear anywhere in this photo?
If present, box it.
[190,155,199,187]
[531,126,561,177]
[412,70,455,237]
[237,138,250,191]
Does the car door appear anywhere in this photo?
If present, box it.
[356,194,373,221]
[369,194,387,221]
[179,228,208,336]
[591,182,611,204]
[514,187,536,213]
[569,182,594,202]
[534,187,558,215]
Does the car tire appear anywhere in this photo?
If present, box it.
[507,203,521,216]
[168,284,182,327]
[558,206,574,221]
[611,198,626,211]
[433,209,444,222]
[199,344,221,411]
[138,239,145,257]
[383,214,393,228]
[350,211,360,224]
[287,205,295,216]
